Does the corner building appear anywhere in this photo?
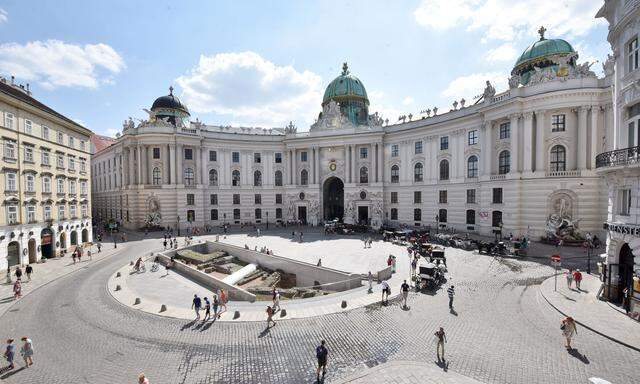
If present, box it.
[0,77,93,270]
[92,35,612,241]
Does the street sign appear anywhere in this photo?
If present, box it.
[551,254,561,291]
[551,255,561,262]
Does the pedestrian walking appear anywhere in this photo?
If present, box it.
[257,228,261,237]
[202,297,211,322]
[273,289,281,312]
[447,285,455,309]
[381,280,390,304]
[192,294,202,320]
[573,269,583,290]
[165,257,173,276]
[72,251,77,264]
[219,289,227,316]
[315,340,328,382]
[401,280,410,309]
[20,337,33,367]
[87,249,92,261]
[13,280,22,300]
[300,232,304,242]
[163,240,167,250]
[566,268,573,289]
[561,316,577,349]
[212,293,220,319]
[138,373,150,384]
[14,267,22,281]
[97,242,102,253]
[4,339,15,370]
[266,305,276,328]
[367,271,373,293]
[25,264,33,281]
[435,327,447,362]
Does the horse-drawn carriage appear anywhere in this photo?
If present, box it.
[416,259,445,290]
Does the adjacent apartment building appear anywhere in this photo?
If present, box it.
[0,77,93,271]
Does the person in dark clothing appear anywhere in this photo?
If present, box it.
[316,340,328,382]
[25,264,33,281]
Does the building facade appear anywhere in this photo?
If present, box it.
[92,33,612,243]
[596,0,640,312]
[0,77,93,270]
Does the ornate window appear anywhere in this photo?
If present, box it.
[439,160,449,180]
[254,170,263,186]
[274,170,283,186]
[499,122,510,139]
[184,168,194,185]
[209,169,218,186]
[42,176,51,193]
[26,205,36,223]
[467,156,478,178]
[492,211,503,227]
[498,151,510,174]
[466,209,476,225]
[153,167,161,185]
[232,170,241,187]
[391,165,399,183]
[468,130,478,145]
[210,209,218,221]
[5,172,16,191]
[25,174,35,192]
[414,163,423,182]
[359,167,368,183]
[414,208,422,222]
[550,145,566,172]
[300,169,308,186]
[551,114,566,132]
[390,208,398,220]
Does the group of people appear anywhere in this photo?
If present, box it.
[71,245,91,264]
[566,268,583,290]
[10,265,34,300]
[362,236,373,248]
[3,337,34,371]
[191,290,228,322]
[265,288,282,329]
[162,235,180,250]
[291,231,304,242]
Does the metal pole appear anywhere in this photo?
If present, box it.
[554,263,557,292]
[587,245,592,274]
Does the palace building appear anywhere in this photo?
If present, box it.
[92,31,613,242]
[0,77,93,270]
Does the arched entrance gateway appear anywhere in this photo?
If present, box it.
[81,229,88,243]
[40,228,55,259]
[617,244,635,304]
[70,230,78,246]
[323,177,344,221]
[7,241,20,267]
[28,238,37,264]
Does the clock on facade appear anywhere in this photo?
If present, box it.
[329,163,337,171]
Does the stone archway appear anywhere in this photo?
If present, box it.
[70,230,78,246]
[81,229,88,243]
[40,228,55,259]
[7,241,20,267]
[323,177,344,221]
[618,243,635,303]
[59,232,67,251]
[28,238,37,264]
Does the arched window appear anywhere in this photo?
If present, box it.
[439,160,449,180]
[232,170,240,187]
[414,163,423,182]
[550,145,566,172]
[498,151,510,174]
[300,169,309,186]
[254,170,262,186]
[275,170,283,186]
[209,169,218,186]
[184,168,194,185]
[438,208,448,223]
[466,209,476,225]
[391,165,399,183]
[467,156,478,178]
[360,167,369,183]
[492,210,503,228]
[152,167,161,185]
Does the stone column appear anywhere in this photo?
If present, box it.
[147,145,153,184]
[176,144,183,184]
[429,138,437,182]
[482,121,492,176]
[590,107,600,169]
[195,147,202,185]
[310,147,315,184]
[577,106,589,170]
[344,145,349,183]
[377,142,383,183]
[128,147,134,186]
[201,146,208,185]
[163,145,170,184]
[169,145,176,185]
[291,149,296,185]
[534,110,546,173]
[604,104,614,152]
[287,149,292,185]
[510,114,520,173]
[351,145,357,184]
[136,144,142,185]
[372,143,377,183]
[457,132,464,179]
[523,112,534,174]
[315,147,320,184]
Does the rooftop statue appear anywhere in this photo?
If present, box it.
[483,80,496,102]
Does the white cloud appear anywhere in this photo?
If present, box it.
[176,51,323,128]
[105,128,120,138]
[442,71,508,101]
[0,40,125,89]
[0,8,8,24]
[485,43,518,63]
[414,0,605,42]
[369,90,407,124]
[402,96,415,105]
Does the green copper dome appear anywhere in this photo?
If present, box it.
[515,38,575,68]
[322,63,369,105]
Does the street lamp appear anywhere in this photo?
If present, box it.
[176,215,181,237]
[586,240,594,274]
[266,211,269,230]
[111,224,117,249]
[435,215,439,234]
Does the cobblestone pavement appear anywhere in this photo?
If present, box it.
[0,236,637,384]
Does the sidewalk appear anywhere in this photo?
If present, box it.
[539,272,640,351]
[332,360,485,384]
[0,243,125,317]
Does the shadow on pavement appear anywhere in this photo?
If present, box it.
[0,366,25,379]
[568,348,590,364]
[180,319,197,331]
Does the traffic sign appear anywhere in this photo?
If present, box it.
[551,255,561,262]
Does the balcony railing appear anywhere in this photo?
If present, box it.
[545,170,582,178]
[596,146,640,168]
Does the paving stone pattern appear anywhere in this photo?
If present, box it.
[0,235,637,384]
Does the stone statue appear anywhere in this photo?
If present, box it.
[545,193,584,241]
[145,196,161,227]
[483,80,496,101]
[285,121,297,134]
[508,75,520,89]
[310,100,354,131]
[368,112,384,127]
[575,61,596,77]
[603,54,615,77]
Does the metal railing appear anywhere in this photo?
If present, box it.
[545,170,581,177]
[595,146,640,168]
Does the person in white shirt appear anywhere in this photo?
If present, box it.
[381,280,390,304]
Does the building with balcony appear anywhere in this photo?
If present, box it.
[92,32,612,244]
[596,0,640,313]
[0,76,93,271]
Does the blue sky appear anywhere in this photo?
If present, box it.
[0,1,610,136]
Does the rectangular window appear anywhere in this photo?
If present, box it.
[24,147,34,162]
[276,194,283,204]
[57,178,65,194]
[275,152,282,163]
[468,130,478,145]
[255,194,262,204]
[440,136,449,150]
[209,150,217,162]
[466,189,476,204]
[5,172,16,191]
[184,148,193,160]
[153,148,160,159]
[43,177,51,193]
[71,205,78,219]
[499,122,510,139]
[25,120,32,134]
[466,210,476,225]
[58,205,65,219]
[301,151,308,162]
[42,126,49,140]
[255,208,262,220]
[415,141,423,154]
[619,189,632,215]
[414,191,422,204]
[57,132,64,144]
[233,209,241,220]
[210,209,218,220]
[68,136,75,147]
[390,191,398,204]
[551,114,566,132]
[254,153,261,163]
[210,194,218,205]
[233,194,240,205]
[276,208,282,219]
[80,181,87,195]
[414,208,422,222]
[391,144,399,157]
[80,159,86,172]
[4,141,15,159]
[186,194,195,205]
[80,140,86,151]
[81,204,87,218]
[439,190,448,204]
[629,122,636,147]
[4,113,14,129]
[390,208,398,220]
[492,188,503,204]
[69,180,76,194]
[232,152,240,163]
[25,205,36,223]
[44,205,52,221]
[360,147,368,159]
[628,37,639,72]
[68,157,75,171]
[57,154,64,168]
[7,205,18,224]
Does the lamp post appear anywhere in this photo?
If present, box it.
[586,240,594,274]
[435,215,439,234]
[266,211,269,230]
[176,215,181,237]
[111,224,117,249]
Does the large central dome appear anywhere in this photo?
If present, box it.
[150,86,190,127]
[322,63,369,125]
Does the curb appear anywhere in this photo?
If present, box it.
[538,281,640,353]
